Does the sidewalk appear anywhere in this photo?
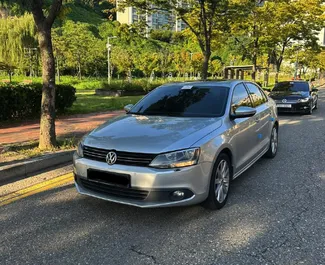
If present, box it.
[0,111,123,146]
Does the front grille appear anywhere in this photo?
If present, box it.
[83,145,156,167]
[80,178,149,200]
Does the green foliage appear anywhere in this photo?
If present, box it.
[150,30,173,43]
[55,84,77,112]
[2,0,325,85]
[63,2,104,25]
[0,83,76,120]
[101,80,164,91]
[0,14,37,73]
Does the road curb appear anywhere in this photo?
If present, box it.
[0,150,74,184]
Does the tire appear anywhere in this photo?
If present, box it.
[265,125,278,158]
[202,153,232,210]
[314,100,318,110]
[307,102,313,115]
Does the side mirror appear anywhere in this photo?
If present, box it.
[124,104,134,113]
[262,87,271,92]
[230,106,257,119]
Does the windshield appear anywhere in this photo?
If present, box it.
[273,82,309,92]
[129,84,230,117]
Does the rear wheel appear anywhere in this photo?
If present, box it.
[202,153,231,210]
[314,100,318,110]
[265,125,278,158]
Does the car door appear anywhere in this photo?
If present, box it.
[245,82,272,155]
[229,83,259,173]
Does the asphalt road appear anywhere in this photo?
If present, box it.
[1,90,325,265]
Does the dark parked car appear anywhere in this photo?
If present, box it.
[269,81,318,114]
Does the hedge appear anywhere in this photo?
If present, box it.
[0,83,76,121]
[100,81,165,92]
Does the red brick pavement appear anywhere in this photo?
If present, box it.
[0,111,123,146]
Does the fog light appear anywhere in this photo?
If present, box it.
[171,190,185,201]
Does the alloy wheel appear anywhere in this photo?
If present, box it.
[215,160,230,203]
[271,127,278,155]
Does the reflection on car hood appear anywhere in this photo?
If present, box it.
[84,114,223,153]
[269,91,309,100]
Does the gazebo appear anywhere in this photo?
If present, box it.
[223,65,268,84]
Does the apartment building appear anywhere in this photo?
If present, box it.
[116,4,186,33]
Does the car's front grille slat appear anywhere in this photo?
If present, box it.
[80,179,149,200]
[83,151,106,159]
[83,145,156,167]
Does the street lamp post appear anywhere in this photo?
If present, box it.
[107,36,117,84]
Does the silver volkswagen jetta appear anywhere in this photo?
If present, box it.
[74,81,278,210]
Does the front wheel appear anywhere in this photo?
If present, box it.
[307,102,313,115]
[202,153,231,210]
[265,126,278,158]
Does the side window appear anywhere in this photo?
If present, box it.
[246,83,267,107]
[231,84,252,114]
[259,88,268,102]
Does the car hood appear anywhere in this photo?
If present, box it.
[269,91,309,100]
[84,114,223,154]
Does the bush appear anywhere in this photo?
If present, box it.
[56,85,77,113]
[100,80,165,92]
[0,83,76,121]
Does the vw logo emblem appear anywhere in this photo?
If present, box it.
[106,151,117,165]
[282,99,287,103]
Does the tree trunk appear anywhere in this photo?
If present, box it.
[78,57,82,80]
[38,28,57,150]
[202,50,211,81]
[275,62,281,83]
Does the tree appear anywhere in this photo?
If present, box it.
[120,0,230,80]
[0,14,37,74]
[229,0,273,80]
[111,46,134,80]
[150,29,173,43]
[267,0,325,82]
[2,0,63,149]
[60,21,100,79]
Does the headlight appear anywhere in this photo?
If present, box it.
[149,148,200,169]
[76,142,84,157]
[298,98,309,102]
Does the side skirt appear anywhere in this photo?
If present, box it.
[232,146,269,180]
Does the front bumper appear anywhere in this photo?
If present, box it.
[73,153,211,208]
[276,101,310,113]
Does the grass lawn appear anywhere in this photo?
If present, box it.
[66,91,144,115]
[0,137,78,164]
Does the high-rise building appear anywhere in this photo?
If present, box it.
[116,4,186,33]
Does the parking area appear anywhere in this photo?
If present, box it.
[1,89,325,265]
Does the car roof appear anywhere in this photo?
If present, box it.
[160,80,247,88]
